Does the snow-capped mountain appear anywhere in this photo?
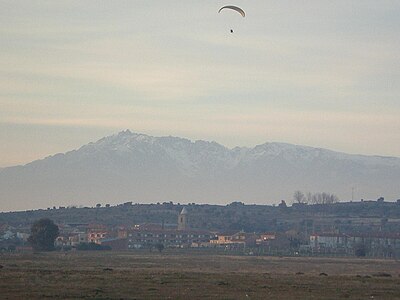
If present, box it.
[1,130,399,211]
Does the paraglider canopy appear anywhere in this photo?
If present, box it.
[218,5,246,18]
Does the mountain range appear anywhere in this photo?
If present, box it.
[1,130,399,211]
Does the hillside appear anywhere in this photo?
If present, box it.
[1,201,400,234]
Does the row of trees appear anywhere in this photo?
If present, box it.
[293,190,339,205]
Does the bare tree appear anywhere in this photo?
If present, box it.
[306,192,313,204]
[311,193,318,204]
[306,192,339,204]
[293,190,306,204]
[321,192,330,204]
[328,193,339,204]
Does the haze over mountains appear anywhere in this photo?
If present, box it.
[1,130,399,212]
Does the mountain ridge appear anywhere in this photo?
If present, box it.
[10,129,400,169]
[1,130,399,211]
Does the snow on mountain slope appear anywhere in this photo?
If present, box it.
[0,130,399,211]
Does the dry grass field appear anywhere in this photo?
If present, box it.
[1,251,399,299]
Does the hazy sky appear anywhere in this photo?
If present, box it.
[1,1,400,167]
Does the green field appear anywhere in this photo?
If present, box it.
[1,251,399,299]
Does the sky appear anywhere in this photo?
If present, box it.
[1,1,400,167]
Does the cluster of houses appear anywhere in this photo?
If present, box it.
[44,208,293,252]
[309,232,400,257]
[0,223,30,251]
[1,208,400,258]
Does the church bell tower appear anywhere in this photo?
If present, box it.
[178,207,188,231]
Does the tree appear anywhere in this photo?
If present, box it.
[8,245,16,252]
[293,190,306,204]
[155,243,164,253]
[354,243,367,257]
[306,192,313,204]
[307,192,339,204]
[28,218,59,251]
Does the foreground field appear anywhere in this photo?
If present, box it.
[0,251,399,299]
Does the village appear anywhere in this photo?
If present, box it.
[1,199,400,258]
